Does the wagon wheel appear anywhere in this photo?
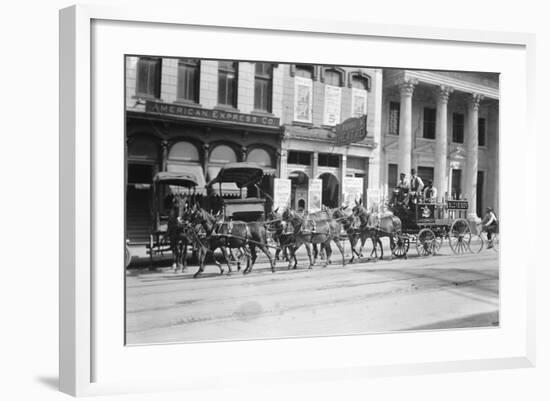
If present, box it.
[125,241,132,268]
[416,228,437,256]
[391,234,410,257]
[448,218,471,255]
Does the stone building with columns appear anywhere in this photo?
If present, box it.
[279,64,383,211]
[380,69,499,218]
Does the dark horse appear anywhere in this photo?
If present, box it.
[351,199,405,261]
[167,197,193,272]
[281,208,346,269]
[189,207,275,277]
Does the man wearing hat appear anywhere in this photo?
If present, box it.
[423,179,437,203]
[409,168,424,205]
[393,172,410,206]
[481,207,498,248]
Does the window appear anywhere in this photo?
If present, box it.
[176,59,199,103]
[295,64,314,79]
[351,76,369,117]
[168,141,200,162]
[478,118,487,146]
[452,169,462,199]
[294,75,313,123]
[136,57,161,98]
[423,108,436,139]
[324,69,343,87]
[209,144,238,164]
[452,113,465,143]
[388,164,398,190]
[254,63,273,112]
[389,102,400,135]
[318,153,340,167]
[247,148,273,167]
[288,151,311,165]
[218,61,238,107]
[417,166,434,185]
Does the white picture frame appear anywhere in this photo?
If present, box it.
[59,4,536,397]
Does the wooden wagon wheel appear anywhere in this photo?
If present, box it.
[125,241,132,268]
[416,228,437,256]
[448,218,471,255]
[391,233,409,257]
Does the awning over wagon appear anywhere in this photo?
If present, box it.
[161,164,207,194]
[207,162,276,188]
[207,166,246,197]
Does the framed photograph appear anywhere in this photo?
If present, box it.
[59,4,536,397]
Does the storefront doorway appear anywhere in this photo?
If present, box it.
[289,170,309,212]
[319,172,339,208]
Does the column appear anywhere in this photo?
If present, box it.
[398,79,417,178]
[340,153,347,206]
[464,93,484,218]
[435,86,453,202]
[312,152,319,179]
[279,149,288,179]
[364,158,371,206]
[202,143,210,176]
[160,140,168,171]
[241,146,248,162]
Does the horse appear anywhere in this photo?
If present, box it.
[331,206,370,263]
[281,208,346,269]
[189,207,275,277]
[351,199,404,261]
[166,196,193,272]
[265,208,292,263]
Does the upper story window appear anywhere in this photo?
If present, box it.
[478,118,487,146]
[288,151,312,165]
[318,153,340,167]
[294,64,315,79]
[294,65,314,124]
[389,101,400,135]
[254,63,273,113]
[218,61,238,108]
[136,57,161,99]
[423,107,436,139]
[351,75,370,118]
[177,59,200,103]
[322,68,344,126]
[452,113,465,143]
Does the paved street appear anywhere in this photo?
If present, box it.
[126,242,499,344]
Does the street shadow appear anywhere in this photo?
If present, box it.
[405,311,500,330]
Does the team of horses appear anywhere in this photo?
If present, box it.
[166,197,405,278]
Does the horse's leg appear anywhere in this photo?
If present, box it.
[304,243,314,269]
[379,237,386,261]
[323,241,332,266]
[220,246,233,274]
[312,243,318,265]
[259,244,276,273]
[182,242,187,271]
[332,238,346,266]
[193,248,206,278]
[245,245,258,274]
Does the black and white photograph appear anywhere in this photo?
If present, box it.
[124,56,500,344]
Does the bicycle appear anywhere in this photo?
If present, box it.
[470,223,499,253]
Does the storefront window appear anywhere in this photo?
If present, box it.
[209,144,238,164]
[168,141,200,162]
[247,147,273,167]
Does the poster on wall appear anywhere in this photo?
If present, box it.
[343,177,364,205]
[308,179,322,213]
[366,188,381,211]
[294,76,313,123]
[273,178,291,211]
[351,88,368,117]
[323,85,342,126]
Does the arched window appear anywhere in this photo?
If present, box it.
[247,148,273,167]
[322,68,345,87]
[168,141,200,162]
[209,144,238,164]
[351,75,369,90]
[294,64,315,79]
[349,72,371,118]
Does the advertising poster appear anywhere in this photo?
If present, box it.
[343,177,364,205]
[323,85,342,126]
[366,188,381,211]
[273,178,291,211]
[308,179,323,213]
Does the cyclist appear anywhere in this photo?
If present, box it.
[481,207,498,248]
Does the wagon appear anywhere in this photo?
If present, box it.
[390,198,473,257]
[206,162,275,222]
[145,171,200,265]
